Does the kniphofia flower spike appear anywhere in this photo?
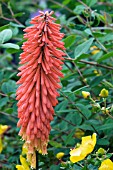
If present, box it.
[16,11,65,168]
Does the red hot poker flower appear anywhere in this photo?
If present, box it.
[16,11,65,168]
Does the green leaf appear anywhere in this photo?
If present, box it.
[0,97,9,108]
[75,54,90,62]
[65,128,76,146]
[76,104,92,119]
[74,38,94,59]
[50,165,60,170]
[9,22,25,28]
[97,123,113,131]
[86,0,97,7]
[49,141,62,148]
[14,12,25,17]
[90,76,104,87]
[66,112,82,125]
[63,0,71,5]
[1,80,17,94]
[78,124,94,131]
[63,35,76,48]
[97,51,113,62]
[73,5,85,14]
[97,138,109,145]
[0,24,10,32]
[5,108,13,114]
[72,85,89,94]
[0,29,12,44]
[0,43,20,49]
[55,100,68,111]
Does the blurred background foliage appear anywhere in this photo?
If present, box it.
[0,0,113,169]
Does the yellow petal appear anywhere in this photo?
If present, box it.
[0,137,3,153]
[20,155,30,170]
[70,146,87,163]
[22,143,28,155]
[92,133,96,145]
[16,165,24,170]
[0,125,8,135]
[99,159,113,170]
[70,154,85,163]
[82,136,91,145]
[70,147,82,156]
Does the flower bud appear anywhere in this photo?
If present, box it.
[99,88,108,98]
[74,129,85,139]
[97,148,106,155]
[90,46,100,55]
[56,152,65,159]
[82,91,90,99]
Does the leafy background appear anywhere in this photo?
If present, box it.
[0,0,113,169]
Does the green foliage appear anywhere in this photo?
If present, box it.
[0,0,113,169]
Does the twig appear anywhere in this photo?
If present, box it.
[64,62,74,73]
[7,3,24,26]
[98,2,113,7]
[64,57,113,70]
[1,2,24,26]
[0,111,17,118]
[77,0,91,11]
[64,51,88,86]
[48,0,75,14]
[0,92,15,99]
[91,27,113,31]
[106,112,113,120]
[77,0,108,53]
[86,17,108,53]
[1,16,13,21]
[55,113,76,127]
[60,91,99,135]
[48,0,86,24]
[80,60,113,70]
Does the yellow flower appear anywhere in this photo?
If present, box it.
[16,155,30,170]
[16,165,24,170]
[0,125,8,153]
[82,91,90,99]
[99,88,109,98]
[56,152,65,159]
[99,159,113,170]
[0,125,8,135]
[70,133,96,163]
[90,46,100,55]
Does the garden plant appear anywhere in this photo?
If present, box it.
[0,0,113,170]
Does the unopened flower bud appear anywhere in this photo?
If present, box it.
[56,152,65,159]
[82,91,90,99]
[74,129,85,139]
[90,46,100,55]
[99,88,108,98]
[97,148,106,155]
